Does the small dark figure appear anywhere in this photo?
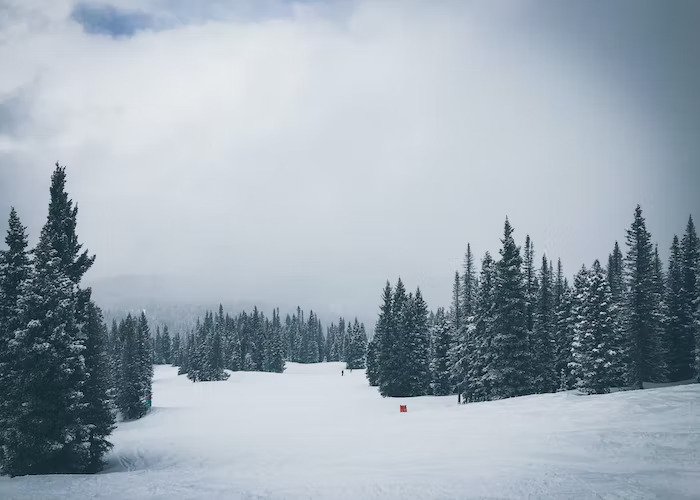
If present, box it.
[341,370,344,376]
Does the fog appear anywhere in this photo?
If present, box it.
[1,0,698,325]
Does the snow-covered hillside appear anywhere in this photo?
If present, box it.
[1,363,699,499]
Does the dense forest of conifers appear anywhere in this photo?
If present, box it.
[0,164,698,477]
[367,209,699,400]
[151,306,369,381]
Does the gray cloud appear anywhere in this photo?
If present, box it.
[71,3,156,37]
[0,1,698,325]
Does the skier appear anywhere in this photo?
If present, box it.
[341,370,344,376]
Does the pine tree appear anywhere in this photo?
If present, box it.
[116,315,146,419]
[666,235,689,381]
[1,165,108,475]
[488,219,531,399]
[378,278,407,397]
[569,261,621,394]
[462,243,477,322]
[531,255,557,393]
[369,282,392,387]
[0,209,32,470]
[607,241,625,303]
[81,302,115,472]
[450,271,461,331]
[553,278,575,390]
[679,216,699,381]
[403,288,431,396]
[162,325,172,364]
[137,312,154,406]
[465,252,496,401]
[624,206,666,387]
[430,308,453,395]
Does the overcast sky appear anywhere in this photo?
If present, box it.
[0,0,698,323]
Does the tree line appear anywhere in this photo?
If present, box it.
[160,305,368,381]
[367,206,699,399]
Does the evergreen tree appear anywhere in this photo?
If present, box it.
[569,262,621,394]
[666,235,689,381]
[531,255,557,393]
[679,216,699,381]
[368,282,392,387]
[607,241,625,303]
[403,288,431,395]
[462,243,477,322]
[624,206,666,387]
[116,315,147,419]
[429,308,453,395]
[137,312,154,406]
[81,302,115,472]
[488,219,531,399]
[378,278,407,397]
[1,165,107,475]
[450,271,461,331]
[553,278,575,390]
[0,208,32,467]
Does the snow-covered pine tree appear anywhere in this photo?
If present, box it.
[81,302,116,472]
[462,243,477,323]
[449,244,478,400]
[338,316,347,362]
[369,281,392,387]
[450,271,461,332]
[666,235,690,381]
[116,315,147,418]
[679,216,699,381]
[2,165,113,475]
[607,241,625,303]
[171,332,181,367]
[137,312,154,408]
[624,206,666,387]
[430,307,453,395]
[154,325,163,364]
[523,235,537,336]
[162,324,172,364]
[489,219,531,399]
[403,288,431,396]
[531,255,557,393]
[0,208,32,470]
[553,277,575,390]
[569,261,621,394]
[267,308,285,373]
[346,318,367,369]
[466,252,496,401]
[378,278,407,397]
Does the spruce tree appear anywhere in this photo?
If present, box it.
[369,282,392,387]
[465,252,496,401]
[81,302,115,472]
[403,288,431,396]
[489,219,531,399]
[569,261,621,394]
[450,271,461,331]
[429,308,453,395]
[679,216,699,381]
[378,278,407,397]
[624,206,666,387]
[0,208,31,470]
[666,235,689,381]
[531,255,557,393]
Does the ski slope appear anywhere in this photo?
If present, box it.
[1,362,699,499]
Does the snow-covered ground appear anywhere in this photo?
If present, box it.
[1,362,699,499]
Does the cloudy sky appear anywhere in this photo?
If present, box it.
[0,0,698,323]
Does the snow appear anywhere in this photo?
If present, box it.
[1,362,699,499]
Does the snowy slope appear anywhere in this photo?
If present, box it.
[1,362,699,499]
